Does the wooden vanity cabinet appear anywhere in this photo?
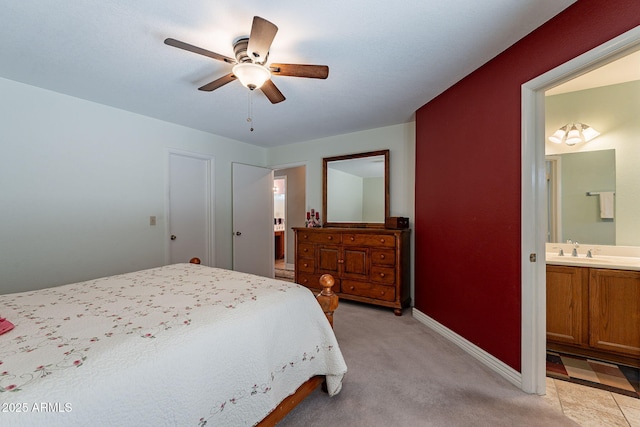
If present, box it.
[547,265,640,366]
[546,265,589,347]
[589,269,640,357]
[293,227,410,315]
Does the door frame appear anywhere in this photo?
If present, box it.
[273,174,287,264]
[166,149,215,266]
[270,160,309,271]
[520,26,640,394]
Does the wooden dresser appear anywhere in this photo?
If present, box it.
[293,227,411,315]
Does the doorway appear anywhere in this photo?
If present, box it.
[273,165,306,277]
[521,27,640,394]
[274,176,286,271]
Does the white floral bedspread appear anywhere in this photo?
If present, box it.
[0,264,347,426]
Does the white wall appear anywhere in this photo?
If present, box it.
[0,76,416,300]
[0,77,265,293]
[267,123,416,221]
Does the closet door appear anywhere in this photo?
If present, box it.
[168,151,213,265]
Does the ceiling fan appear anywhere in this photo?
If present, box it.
[164,16,329,104]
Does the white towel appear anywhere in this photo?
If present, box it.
[599,192,614,219]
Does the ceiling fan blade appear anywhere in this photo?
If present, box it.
[269,63,329,79]
[260,79,286,104]
[164,38,236,64]
[198,73,237,91]
[247,16,278,64]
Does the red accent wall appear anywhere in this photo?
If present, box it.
[415,0,640,371]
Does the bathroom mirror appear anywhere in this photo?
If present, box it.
[546,150,616,245]
[322,150,389,228]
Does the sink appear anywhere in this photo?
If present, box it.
[547,255,612,263]
[546,254,640,268]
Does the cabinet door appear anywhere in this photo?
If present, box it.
[318,245,341,276]
[343,247,369,280]
[546,265,588,346]
[589,269,640,357]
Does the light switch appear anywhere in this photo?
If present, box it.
[150,216,157,226]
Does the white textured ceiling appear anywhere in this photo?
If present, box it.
[1,0,576,148]
[547,50,640,95]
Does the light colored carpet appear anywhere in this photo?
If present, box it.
[275,268,294,281]
[278,301,578,427]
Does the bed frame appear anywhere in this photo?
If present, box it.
[189,258,338,426]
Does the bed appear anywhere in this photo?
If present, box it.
[0,259,347,426]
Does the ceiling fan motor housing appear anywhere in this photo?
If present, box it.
[233,37,267,64]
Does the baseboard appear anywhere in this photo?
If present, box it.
[412,308,522,390]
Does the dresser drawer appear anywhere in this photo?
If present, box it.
[296,273,321,289]
[343,233,396,248]
[297,258,315,273]
[371,266,396,285]
[342,280,395,302]
[297,231,342,244]
[371,249,396,266]
[297,243,315,259]
[297,273,341,293]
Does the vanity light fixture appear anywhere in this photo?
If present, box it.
[548,123,600,146]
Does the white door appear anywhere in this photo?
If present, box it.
[168,152,213,265]
[232,163,273,277]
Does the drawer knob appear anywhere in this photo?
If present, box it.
[303,263,308,267]
[350,286,355,290]
[303,235,308,239]
[379,273,385,278]
[350,236,355,241]
[338,259,344,264]
[380,239,385,243]
[328,236,333,240]
[380,254,385,259]
[381,291,385,295]
[303,248,308,252]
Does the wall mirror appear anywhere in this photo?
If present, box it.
[322,149,389,228]
[546,150,616,245]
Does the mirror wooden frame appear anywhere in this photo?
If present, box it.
[322,149,390,228]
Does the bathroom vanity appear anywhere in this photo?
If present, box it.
[546,246,640,367]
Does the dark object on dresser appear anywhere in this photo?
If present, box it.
[385,216,409,229]
[293,227,411,315]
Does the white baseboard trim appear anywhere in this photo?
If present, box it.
[412,308,522,389]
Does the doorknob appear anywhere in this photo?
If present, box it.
[235,231,242,236]
[170,235,177,240]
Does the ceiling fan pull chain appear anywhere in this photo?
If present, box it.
[247,90,254,132]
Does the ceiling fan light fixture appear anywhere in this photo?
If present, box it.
[232,63,271,90]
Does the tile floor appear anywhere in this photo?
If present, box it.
[544,377,640,426]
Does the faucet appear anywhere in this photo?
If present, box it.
[572,242,579,257]
[557,248,564,256]
[586,249,594,258]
